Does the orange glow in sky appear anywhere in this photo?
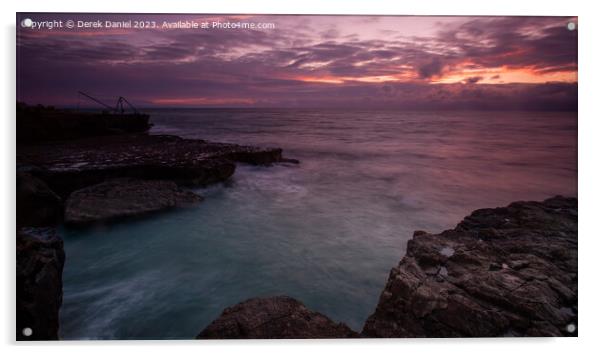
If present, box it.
[292,66,576,85]
[431,66,577,84]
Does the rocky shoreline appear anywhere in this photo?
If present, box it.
[197,196,577,339]
[18,133,296,225]
[16,108,577,340]
[16,122,296,339]
[18,133,292,199]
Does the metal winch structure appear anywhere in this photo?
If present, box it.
[77,91,142,115]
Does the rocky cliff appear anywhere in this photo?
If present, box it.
[16,227,65,340]
[362,196,577,337]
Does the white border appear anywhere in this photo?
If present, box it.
[2,1,600,353]
[4,0,583,16]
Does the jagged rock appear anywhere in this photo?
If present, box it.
[64,178,202,225]
[362,196,577,337]
[197,296,359,339]
[17,134,285,197]
[17,172,61,226]
[16,227,65,340]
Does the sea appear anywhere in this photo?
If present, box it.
[58,109,577,339]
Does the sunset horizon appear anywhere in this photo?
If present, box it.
[17,14,577,110]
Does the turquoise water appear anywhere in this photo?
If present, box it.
[59,110,577,339]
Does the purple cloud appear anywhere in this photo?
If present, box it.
[16,14,577,110]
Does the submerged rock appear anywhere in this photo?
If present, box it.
[197,296,359,339]
[16,227,65,340]
[64,178,202,225]
[362,196,577,337]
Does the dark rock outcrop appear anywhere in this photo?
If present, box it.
[16,227,65,340]
[64,178,202,225]
[17,172,62,227]
[17,102,151,142]
[197,296,359,339]
[362,196,577,337]
[18,134,284,197]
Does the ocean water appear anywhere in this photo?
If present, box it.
[59,109,577,339]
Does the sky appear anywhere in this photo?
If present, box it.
[16,14,577,110]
